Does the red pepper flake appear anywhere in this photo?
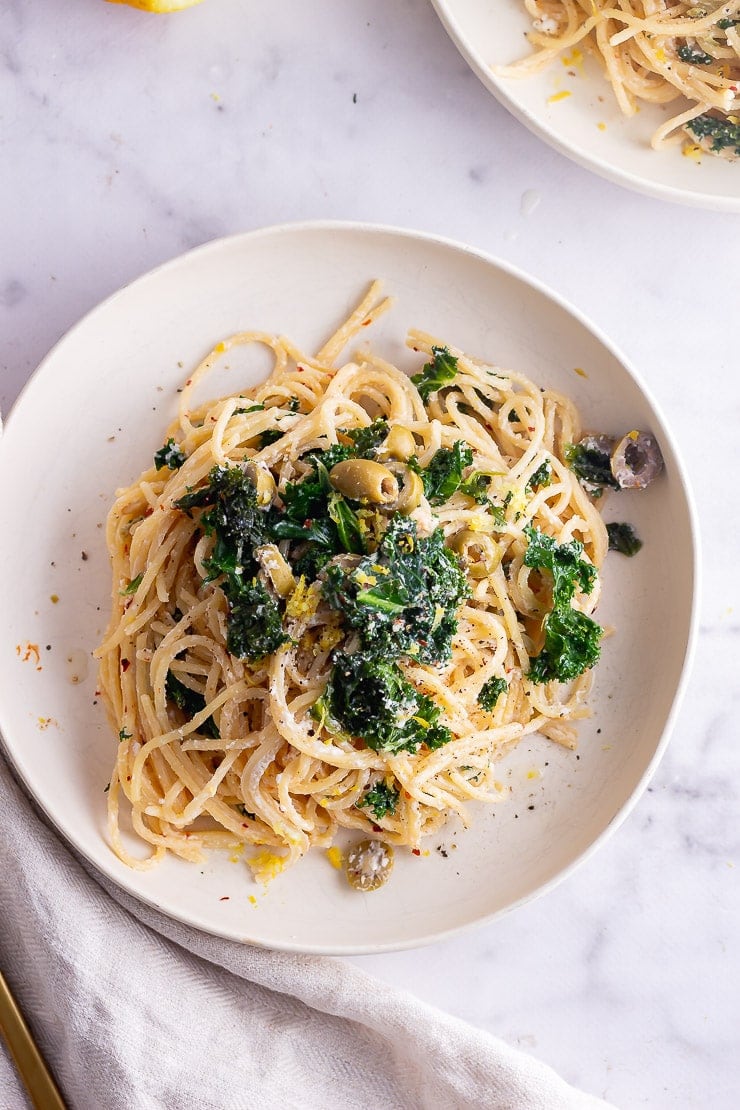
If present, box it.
[528,426,535,432]
[186,379,192,386]
[361,317,371,327]
[121,658,131,672]
[16,643,42,671]
[219,896,230,901]
[412,848,421,856]
[297,365,305,373]
[143,507,154,518]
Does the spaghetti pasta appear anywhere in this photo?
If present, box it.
[96,283,608,885]
[497,1,740,156]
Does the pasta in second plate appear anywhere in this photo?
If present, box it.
[96,283,608,885]
[498,1,740,158]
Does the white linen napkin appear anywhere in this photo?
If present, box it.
[0,754,615,1110]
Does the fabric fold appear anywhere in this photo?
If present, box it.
[0,754,614,1110]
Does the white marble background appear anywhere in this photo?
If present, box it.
[2,1,739,1107]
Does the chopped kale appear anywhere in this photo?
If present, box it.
[564,442,620,490]
[234,403,265,415]
[685,113,740,156]
[677,45,714,65]
[327,492,365,555]
[176,466,271,579]
[718,18,739,29]
[411,346,459,403]
[226,579,287,661]
[118,728,132,742]
[165,671,220,738]
[322,516,469,666]
[421,441,474,505]
[174,467,285,660]
[478,676,508,712]
[524,526,602,684]
[313,653,452,754]
[154,438,186,470]
[236,803,257,819]
[359,779,400,820]
[120,573,144,596]
[345,418,389,456]
[459,471,493,505]
[277,455,366,572]
[526,460,552,493]
[287,397,301,412]
[258,428,285,449]
[606,521,643,557]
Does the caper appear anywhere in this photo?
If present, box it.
[345,839,394,892]
[329,459,399,504]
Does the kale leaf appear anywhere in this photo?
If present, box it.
[277,455,365,572]
[166,671,220,738]
[314,653,452,754]
[685,113,740,156]
[359,779,400,820]
[322,515,469,666]
[524,526,602,683]
[459,471,492,504]
[174,467,285,661]
[258,428,285,449]
[677,45,714,65]
[564,442,620,490]
[420,441,474,505]
[120,573,144,596]
[478,676,508,712]
[345,418,389,456]
[226,579,287,660]
[327,492,365,554]
[526,460,552,493]
[154,438,186,470]
[606,522,643,557]
[411,346,459,403]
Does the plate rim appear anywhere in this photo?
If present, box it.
[0,220,702,953]
[430,0,740,214]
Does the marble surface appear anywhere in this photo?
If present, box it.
[1,1,738,1107]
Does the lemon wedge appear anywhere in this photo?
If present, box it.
[106,0,204,11]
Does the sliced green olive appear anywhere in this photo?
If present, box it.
[380,425,416,462]
[254,544,296,597]
[450,530,500,578]
[387,465,424,514]
[243,460,277,507]
[345,839,394,892]
[329,459,399,504]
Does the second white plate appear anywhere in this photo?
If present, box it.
[432,0,740,211]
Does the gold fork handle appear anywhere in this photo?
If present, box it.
[0,969,67,1110]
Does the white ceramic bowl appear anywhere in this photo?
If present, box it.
[432,0,740,211]
[0,222,698,953]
